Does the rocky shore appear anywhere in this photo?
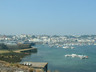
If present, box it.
[0,60,29,72]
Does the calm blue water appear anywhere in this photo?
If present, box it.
[21,45,96,72]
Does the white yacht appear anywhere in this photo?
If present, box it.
[63,46,74,49]
[62,46,69,49]
[65,54,88,59]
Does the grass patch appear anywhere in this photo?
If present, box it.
[0,50,10,54]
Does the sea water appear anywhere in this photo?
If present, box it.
[21,44,96,72]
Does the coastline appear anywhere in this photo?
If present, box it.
[14,47,37,53]
[0,47,44,72]
[0,60,31,72]
[0,47,37,63]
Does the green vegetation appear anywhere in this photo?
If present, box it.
[0,43,8,50]
[0,43,37,63]
[0,43,36,50]
[17,44,32,49]
[0,42,37,63]
[0,52,30,63]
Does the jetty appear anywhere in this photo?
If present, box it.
[21,62,48,72]
[14,48,37,53]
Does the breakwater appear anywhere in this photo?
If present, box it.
[20,48,37,53]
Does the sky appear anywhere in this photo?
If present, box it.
[0,0,96,35]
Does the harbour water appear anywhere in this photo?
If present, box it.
[21,44,96,72]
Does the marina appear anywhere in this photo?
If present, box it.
[21,44,96,72]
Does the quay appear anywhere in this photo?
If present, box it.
[14,48,37,53]
[21,62,48,72]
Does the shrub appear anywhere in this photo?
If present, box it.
[29,68,34,72]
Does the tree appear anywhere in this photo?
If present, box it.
[0,43,8,50]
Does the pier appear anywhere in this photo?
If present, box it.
[21,62,48,72]
[14,48,37,53]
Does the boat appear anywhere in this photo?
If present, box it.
[62,46,69,49]
[78,55,88,59]
[65,54,71,57]
[63,46,74,49]
[70,46,74,49]
[65,54,88,59]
